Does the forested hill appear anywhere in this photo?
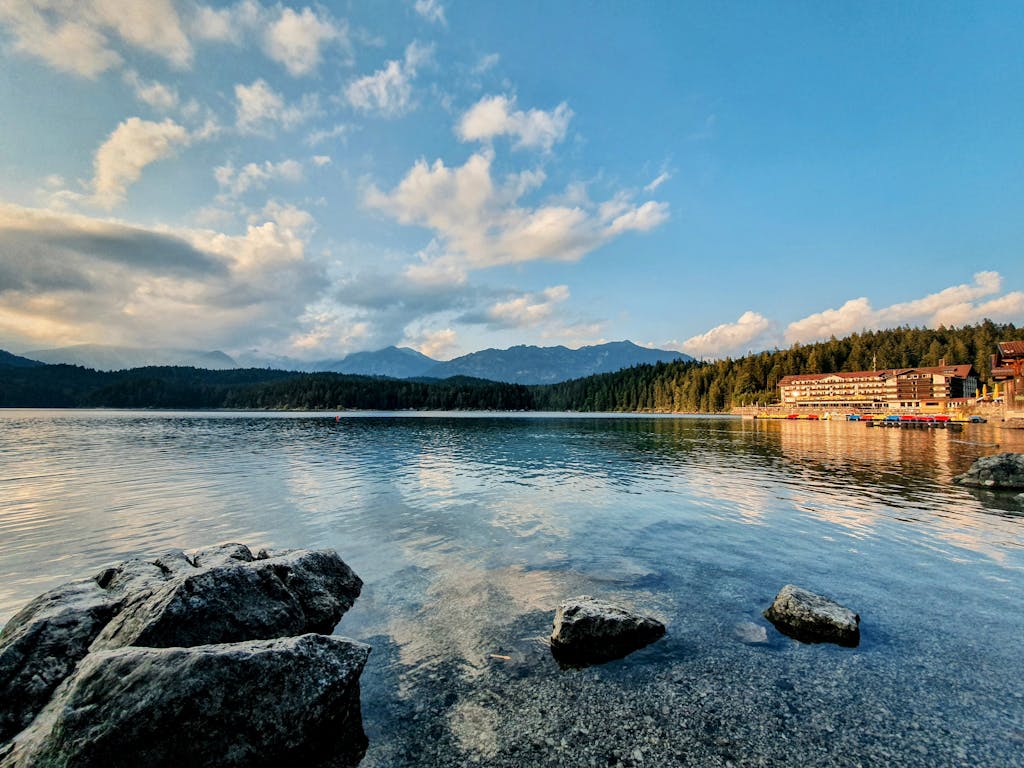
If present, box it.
[531,321,1024,413]
[0,364,533,410]
[1,322,1021,411]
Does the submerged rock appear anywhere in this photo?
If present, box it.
[0,543,366,762]
[733,621,769,645]
[550,595,665,664]
[763,584,860,647]
[952,452,1024,490]
[1,634,370,768]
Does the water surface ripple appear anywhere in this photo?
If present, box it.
[1,410,1023,766]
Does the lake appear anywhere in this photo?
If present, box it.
[2,410,1023,766]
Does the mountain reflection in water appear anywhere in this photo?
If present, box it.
[1,411,1023,767]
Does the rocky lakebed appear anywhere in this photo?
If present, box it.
[1,452,1022,767]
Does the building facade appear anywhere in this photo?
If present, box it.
[991,340,1024,413]
[778,364,978,410]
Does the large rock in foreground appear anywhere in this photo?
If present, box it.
[952,452,1024,490]
[1,634,370,768]
[763,584,860,647]
[0,543,364,750]
[550,595,665,664]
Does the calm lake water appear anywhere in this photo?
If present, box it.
[2,410,1023,766]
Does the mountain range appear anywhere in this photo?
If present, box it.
[4,341,692,384]
[21,345,237,371]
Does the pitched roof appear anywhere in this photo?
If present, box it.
[997,340,1024,357]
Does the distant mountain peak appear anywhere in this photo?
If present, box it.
[22,345,237,371]
[421,340,691,385]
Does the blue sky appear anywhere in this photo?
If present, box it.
[0,1,1021,362]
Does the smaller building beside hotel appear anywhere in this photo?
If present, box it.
[991,340,1024,412]
[779,364,978,411]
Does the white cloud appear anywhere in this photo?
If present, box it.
[345,41,433,117]
[485,285,570,328]
[473,53,500,74]
[404,327,458,359]
[234,79,319,133]
[784,271,1017,344]
[312,155,331,167]
[457,95,572,152]
[413,0,446,25]
[264,6,346,77]
[0,202,324,352]
[644,171,671,192]
[0,0,192,77]
[92,117,191,209]
[679,311,773,359]
[214,159,304,199]
[366,150,669,271]
[306,123,352,146]
[122,70,179,111]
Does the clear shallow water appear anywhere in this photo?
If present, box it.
[2,410,1023,766]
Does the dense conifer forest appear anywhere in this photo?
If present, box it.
[1,321,1020,412]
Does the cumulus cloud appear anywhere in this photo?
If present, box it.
[458,95,572,152]
[345,41,433,117]
[234,79,319,133]
[214,159,304,199]
[478,285,570,329]
[678,311,773,359]
[264,6,346,76]
[192,2,348,74]
[366,150,669,271]
[0,202,324,352]
[92,117,191,209]
[784,271,1020,344]
[404,327,457,359]
[122,70,179,111]
[0,0,192,77]
[413,0,446,25]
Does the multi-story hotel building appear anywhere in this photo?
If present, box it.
[778,364,978,410]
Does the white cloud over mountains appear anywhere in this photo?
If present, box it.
[0,202,321,352]
[679,311,773,359]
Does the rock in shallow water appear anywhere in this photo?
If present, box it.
[952,452,1024,490]
[550,595,665,664]
[0,543,366,758]
[763,584,860,647]
[0,634,370,768]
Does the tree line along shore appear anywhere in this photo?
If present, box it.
[1,321,1021,413]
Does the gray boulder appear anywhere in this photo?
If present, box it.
[952,452,1024,490]
[550,595,665,664]
[763,584,860,647]
[0,555,181,742]
[0,544,363,747]
[91,547,362,650]
[0,634,370,768]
